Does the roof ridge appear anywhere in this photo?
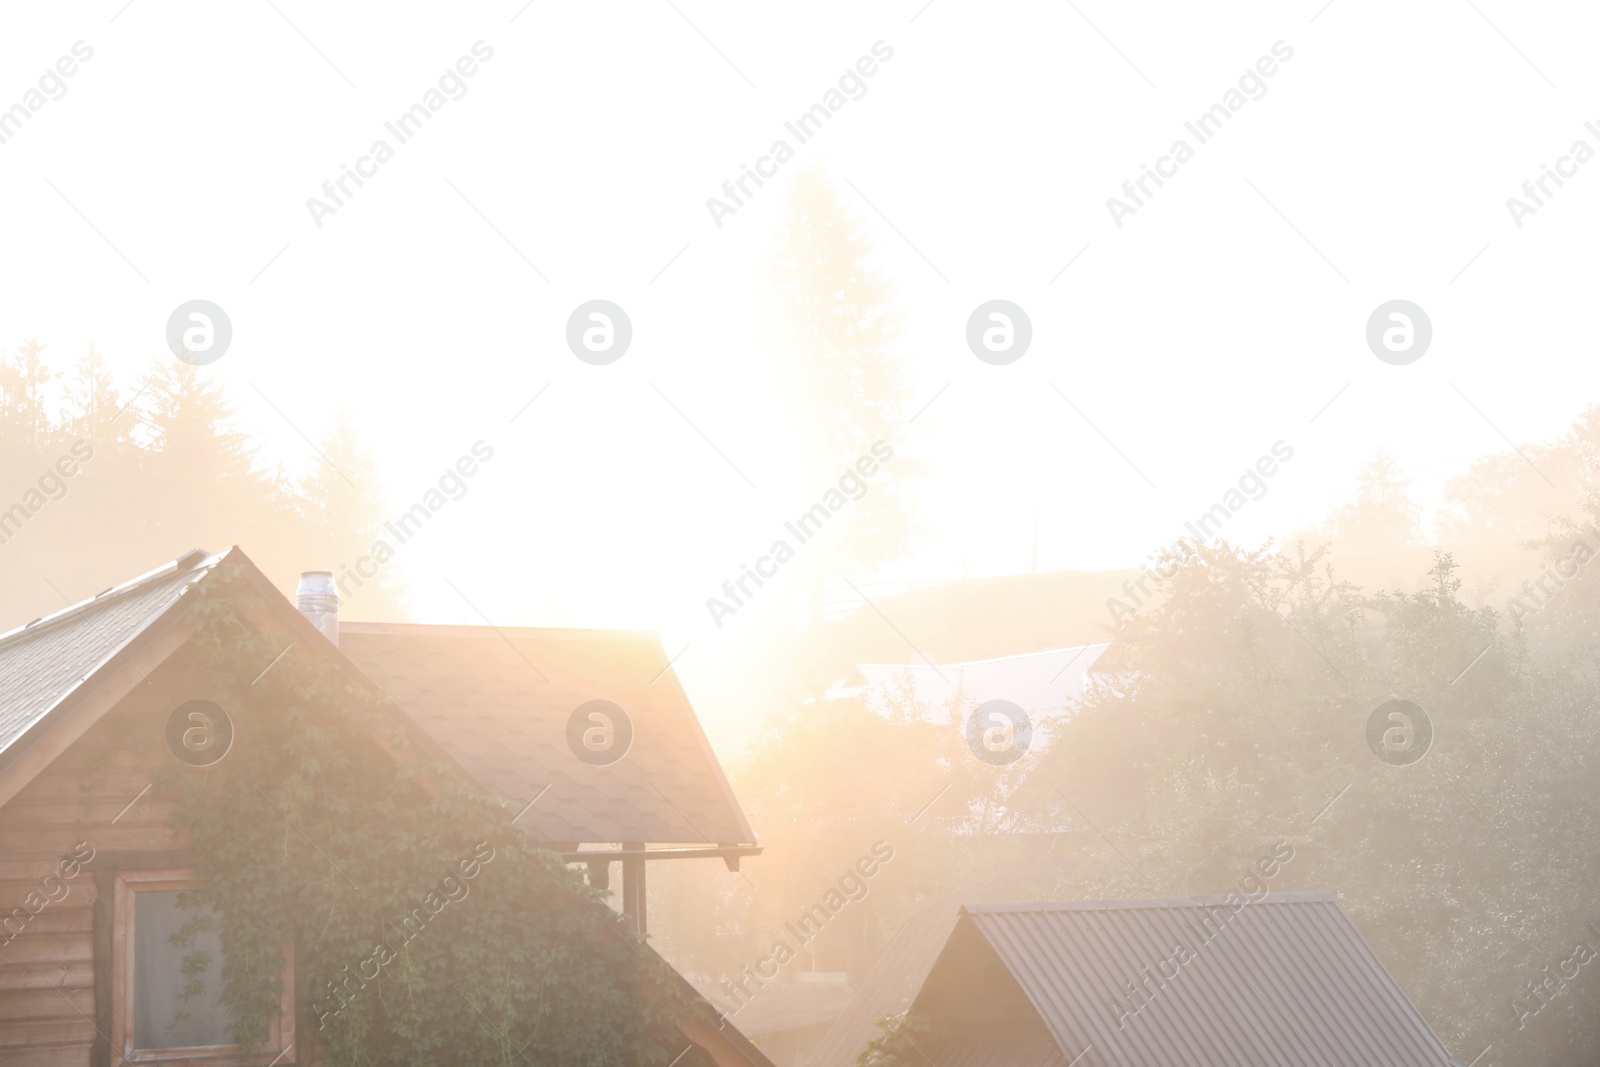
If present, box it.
[0,549,220,652]
[852,644,1113,672]
[961,892,1337,913]
[338,620,662,640]
[938,644,1112,668]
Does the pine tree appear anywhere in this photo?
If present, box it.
[135,361,285,559]
[62,344,138,463]
[767,166,917,628]
[298,410,407,618]
[0,339,59,470]
[1326,448,1422,552]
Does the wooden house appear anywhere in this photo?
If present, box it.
[0,547,770,1067]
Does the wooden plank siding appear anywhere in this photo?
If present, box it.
[0,641,213,1067]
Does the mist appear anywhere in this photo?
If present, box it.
[2,3,1598,1065]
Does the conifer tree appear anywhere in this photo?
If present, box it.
[767,166,917,629]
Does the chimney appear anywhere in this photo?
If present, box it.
[296,571,339,646]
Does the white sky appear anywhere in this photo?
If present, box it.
[3,0,1596,752]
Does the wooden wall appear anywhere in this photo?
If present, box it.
[0,642,206,1066]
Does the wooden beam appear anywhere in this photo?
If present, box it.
[585,857,610,893]
[678,1014,773,1067]
[559,845,760,866]
[620,842,646,937]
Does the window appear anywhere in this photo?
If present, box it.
[111,869,295,1065]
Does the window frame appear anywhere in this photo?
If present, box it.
[110,867,296,1066]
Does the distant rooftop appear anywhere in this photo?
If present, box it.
[823,643,1110,729]
[906,893,1464,1067]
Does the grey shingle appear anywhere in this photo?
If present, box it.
[0,552,216,764]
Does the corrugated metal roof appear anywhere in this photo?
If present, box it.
[0,550,219,763]
[339,622,756,847]
[932,895,1459,1067]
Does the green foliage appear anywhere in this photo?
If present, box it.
[0,339,58,454]
[854,1013,931,1067]
[1321,448,1423,551]
[164,568,703,1065]
[293,410,409,616]
[660,530,1600,1067]
[654,694,957,979]
[653,669,1057,985]
[1033,541,1600,1066]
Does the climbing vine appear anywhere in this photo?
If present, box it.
[159,568,705,1066]
[855,1013,934,1066]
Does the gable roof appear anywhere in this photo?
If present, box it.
[805,896,965,1067]
[0,551,756,850]
[0,547,774,1066]
[339,622,757,848]
[0,549,222,774]
[914,894,1462,1067]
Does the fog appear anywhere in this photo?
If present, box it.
[2,2,1598,1064]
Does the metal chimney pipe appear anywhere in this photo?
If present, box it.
[296,571,339,646]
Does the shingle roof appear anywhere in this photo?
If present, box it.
[0,551,775,1067]
[339,622,756,848]
[927,894,1461,1067]
[0,555,756,852]
[0,550,220,767]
